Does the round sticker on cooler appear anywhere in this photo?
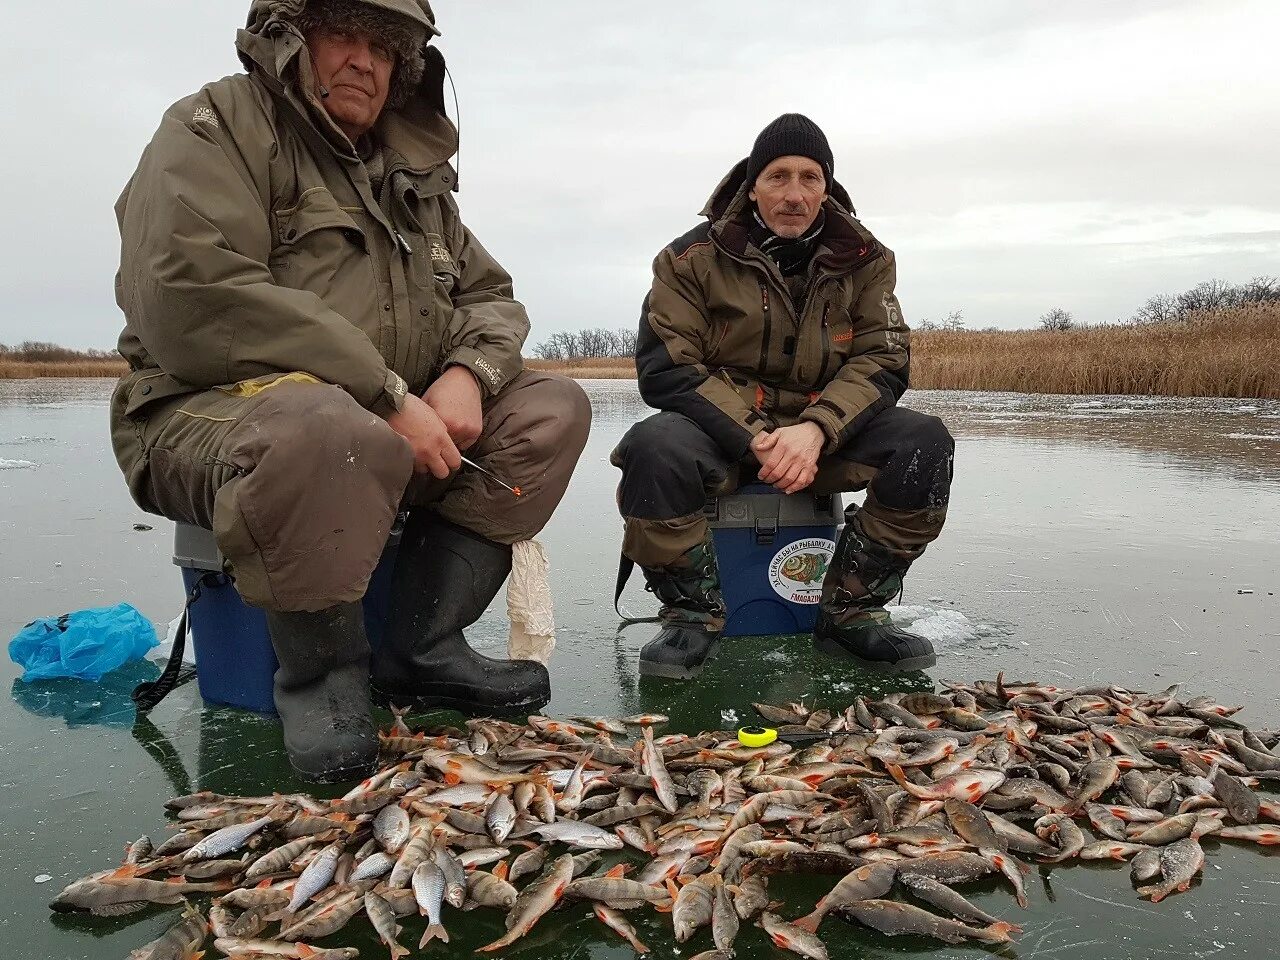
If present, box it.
[768,537,835,604]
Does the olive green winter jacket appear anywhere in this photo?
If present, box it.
[637,159,911,459]
[112,0,526,430]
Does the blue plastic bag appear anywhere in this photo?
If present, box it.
[8,603,158,682]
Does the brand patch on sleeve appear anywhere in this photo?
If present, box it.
[192,105,220,128]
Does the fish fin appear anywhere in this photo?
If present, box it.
[296,946,318,959]
[653,902,673,914]
[420,924,450,947]
[664,879,680,900]
[884,763,908,787]
[107,864,140,880]
[604,864,627,879]
[89,901,147,917]
[492,860,510,881]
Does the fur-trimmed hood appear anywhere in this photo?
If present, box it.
[237,0,456,175]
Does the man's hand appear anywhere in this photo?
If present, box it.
[751,422,826,494]
[387,393,462,479]
[423,365,484,451]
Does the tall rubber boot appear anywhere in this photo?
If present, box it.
[265,602,378,783]
[813,516,936,672]
[638,534,726,680]
[370,512,550,715]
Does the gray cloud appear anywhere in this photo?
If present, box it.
[1,1,1276,348]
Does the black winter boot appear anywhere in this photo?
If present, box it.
[638,535,727,680]
[370,512,550,715]
[266,603,378,783]
[814,518,936,672]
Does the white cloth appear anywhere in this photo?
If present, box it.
[507,539,556,664]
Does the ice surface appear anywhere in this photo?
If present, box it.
[0,458,36,469]
[886,603,979,647]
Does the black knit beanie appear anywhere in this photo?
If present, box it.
[745,113,834,188]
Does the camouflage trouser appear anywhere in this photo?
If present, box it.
[611,405,954,569]
[111,371,591,612]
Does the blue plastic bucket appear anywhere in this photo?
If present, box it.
[174,523,399,713]
[709,484,841,637]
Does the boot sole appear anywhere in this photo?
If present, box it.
[638,637,721,680]
[813,635,937,673]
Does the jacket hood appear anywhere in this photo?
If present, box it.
[237,0,457,176]
[700,157,874,272]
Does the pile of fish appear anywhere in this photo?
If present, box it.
[51,676,1280,959]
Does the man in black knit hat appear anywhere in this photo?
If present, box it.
[613,113,954,679]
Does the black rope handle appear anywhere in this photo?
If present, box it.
[614,553,660,629]
[130,572,224,714]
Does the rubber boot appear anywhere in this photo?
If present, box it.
[638,535,726,680]
[265,603,378,783]
[813,517,936,672]
[370,512,550,715]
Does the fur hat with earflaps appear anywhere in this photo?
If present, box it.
[294,0,431,109]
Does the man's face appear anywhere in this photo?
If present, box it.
[749,156,829,238]
[305,25,396,141]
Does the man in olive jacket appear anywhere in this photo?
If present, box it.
[614,114,953,679]
[112,0,590,781]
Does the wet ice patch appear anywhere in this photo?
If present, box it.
[886,604,979,649]
[1225,433,1278,441]
[720,708,740,726]
[0,458,36,470]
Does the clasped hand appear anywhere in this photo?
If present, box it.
[751,421,825,494]
[386,366,483,478]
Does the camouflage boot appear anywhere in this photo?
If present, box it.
[814,518,936,672]
[638,535,727,679]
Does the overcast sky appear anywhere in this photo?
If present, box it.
[3,0,1277,349]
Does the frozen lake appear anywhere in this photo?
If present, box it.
[1,378,1278,959]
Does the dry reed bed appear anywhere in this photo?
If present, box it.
[5,304,1275,397]
[0,360,127,379]
[911,304,1279,398]
[525,359,637,379]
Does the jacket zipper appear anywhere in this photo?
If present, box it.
[815,301,833,385]
[757,281,773,377]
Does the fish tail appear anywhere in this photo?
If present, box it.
[791,911,821,934]
[983,921,1017,942]
[420,923,450,947]
[629,934,651,953]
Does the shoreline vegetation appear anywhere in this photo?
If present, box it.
[4,304,1276,400]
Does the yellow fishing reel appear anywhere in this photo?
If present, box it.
[737,725,779,747]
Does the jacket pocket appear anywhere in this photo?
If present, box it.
[269,188,368,295]
[817,302,855,385]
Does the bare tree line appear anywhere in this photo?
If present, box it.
[917,276,1280,334]
[0,341,118,362]
[532,327,638,361]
